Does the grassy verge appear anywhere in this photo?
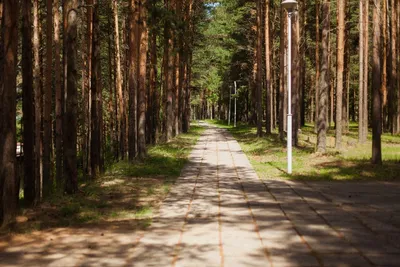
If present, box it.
[3,124,204,234]
[208,120,400,181]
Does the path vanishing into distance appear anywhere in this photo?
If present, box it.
[1,124,400,266]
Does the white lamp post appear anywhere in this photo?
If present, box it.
[281,0,297,174]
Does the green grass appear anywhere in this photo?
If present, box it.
[208,119,400,181]
[5,124,204,234]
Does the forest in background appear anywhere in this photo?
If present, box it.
[1,0,399,226]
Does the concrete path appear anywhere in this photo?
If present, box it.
[1,125,399,266]
[127,125,400,267]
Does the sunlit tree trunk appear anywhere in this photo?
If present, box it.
[113,0,125,159]
[317,0,330,153]
[128,0,139,160]
[138,0,148,159]
[336,0,345,149]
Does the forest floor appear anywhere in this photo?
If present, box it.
[1,122,400,266]
[207,120,400,181]
[0,124,204,266]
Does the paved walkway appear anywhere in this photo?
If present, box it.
[128,125,400,267]
[1,125,400,266]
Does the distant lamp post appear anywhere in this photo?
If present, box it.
[281,0,297,174]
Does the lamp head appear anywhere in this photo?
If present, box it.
[281,0,298,12]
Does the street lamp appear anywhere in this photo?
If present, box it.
[281,0,297,174]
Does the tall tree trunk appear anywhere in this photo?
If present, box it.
[358,0,364,142]
[164,0,174,141]
[149,25,158,143]
[390,0,398,133]
[0,0,19,225]
[33,0,42,200]
[43,0,53,195]
[372,0,382,164]
[279,7,287,141]
[64,0,79,194]
[83,0,93,175]
[90,0,101,178]
[54,0,62,184]
[317,0,330,153]
[128,0,139,160]
[113,0,125,159]
[363,0,369,142]
[265,0,272,134]
[256,0,263,137]
[342,0,350,133]
[292,10,300,146]
[315,0,320,133]
[382,0,388,130]
[22,0,36,205]
[138,0,148,159]
[336,0,345,149]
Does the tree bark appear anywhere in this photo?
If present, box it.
[315,0,320,133]
[33,0,42,201]
[317,0,330,153]
[22,0,36,205]
[54,0,62,184]
[164,0,174,141]
[371,0,382,164]
[292,10,300,146]
[0,0,19,226]
[138,0,148,159]
[256,0,263,137]
[90,0,101,178]
[128,0,139,160]
[336,0,345,149]
[43,0,53,195]
[64,0,79,194]
[279,7,286,141]
[382,0,388,130]
[113,0,125,159]
[390,0,398,133]
[265,0,272,134]
[363,0,369,141]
